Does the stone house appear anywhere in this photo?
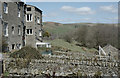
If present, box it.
[0,0,43,51]
[0,1,25,51]
[24,4,43,48]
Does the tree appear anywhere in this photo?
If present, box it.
[63,33,72,43]
[43,31,51,37]
[74,25,88,46]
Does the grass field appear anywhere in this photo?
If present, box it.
[46,39,97,53]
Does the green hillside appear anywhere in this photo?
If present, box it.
[43,22,96,35]
[43,22,118,49]
[43,22,116,36]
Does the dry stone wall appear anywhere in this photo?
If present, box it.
[3,51,119,77]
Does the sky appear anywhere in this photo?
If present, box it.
[26,2,118,24]
[23,0,120,2]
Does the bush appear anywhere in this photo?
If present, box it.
[43,31,51,37]
[63,34,72,43]
[10,46,43,59]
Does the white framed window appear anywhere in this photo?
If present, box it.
[26,29,33,35]
[12,44,15,50]
[37,17,40,24]
[39,30,42,36]
[12,26,14,35]
[26,14,32,22]
[18,25,21,35]
[18,4,20,17]
[16,44,21,49]
[19,44,21,49]
[4,2,8,13]
[18,10,20,17]
[3,22,8,36]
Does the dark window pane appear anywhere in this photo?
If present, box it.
[12,44,15,50]
[30,14,32,21]
[27,7,31,11]
[18,4,20,10]
[27,14,29,21]
[27,29,29,34]
[4,3,7,13]
[12,26,14,31]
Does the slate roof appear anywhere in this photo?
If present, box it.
[103,44,118,54]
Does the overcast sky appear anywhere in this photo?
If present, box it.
[26,2,118,24]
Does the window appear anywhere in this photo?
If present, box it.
[27,7,31,11]
[16,44,21,49]
[18,25,21,35]
[12,44,15,50]
[18,10,20,17]
[26,14,32,22]
[18,4,20,17]
[3,22,8,36]
[16,44,19,49]
[37,17,40,24]
[26,29,33,35]
[19,44,21,49]
[27,29,29,34]
[4,2,8,13]
[30,29,32,34]
[12,26,14,35]
[39,30,42,36]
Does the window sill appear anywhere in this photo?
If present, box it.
[4,12,8,14]
[26,21,32,22]
[26,34,33,35]
[37,23,40,25]
[4,35,8,37]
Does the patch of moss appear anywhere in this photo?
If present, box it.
[3,72,9,76]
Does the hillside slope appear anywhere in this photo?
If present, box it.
[43,22,117,36]
[47,39,97,53]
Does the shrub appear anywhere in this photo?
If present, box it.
[10,46,43,59]
[43,31,51,37]
[63,34,72,43]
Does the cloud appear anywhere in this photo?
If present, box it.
[61,6,95,15]
[100,5,117,13]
